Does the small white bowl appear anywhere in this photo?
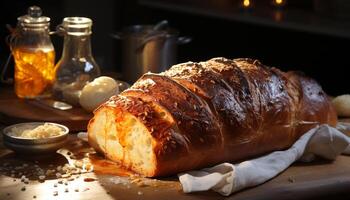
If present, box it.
[2,122,69,154]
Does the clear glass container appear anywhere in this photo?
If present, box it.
[53,17,101,105]
[11,6,55,98]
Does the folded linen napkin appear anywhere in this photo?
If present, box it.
[178,124,350,196]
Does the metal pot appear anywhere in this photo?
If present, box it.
[112,24,191,83]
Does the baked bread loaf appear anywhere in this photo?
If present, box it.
[88,58,337,177]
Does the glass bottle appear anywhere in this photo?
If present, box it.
[53,17,101,105]
[11,6,55,98]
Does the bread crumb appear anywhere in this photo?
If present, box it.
[56,173,62,178]
[288,177,295,183]
[39,175,46,181]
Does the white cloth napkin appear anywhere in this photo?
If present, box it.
[178,124,350,196]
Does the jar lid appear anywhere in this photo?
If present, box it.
[17,6,50,28]
[60,17,92,36]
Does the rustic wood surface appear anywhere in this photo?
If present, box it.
[0,134,350,200]
[0,87,92,132]
[1,86,350,199]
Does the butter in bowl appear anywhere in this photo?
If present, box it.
[2,122,69,154]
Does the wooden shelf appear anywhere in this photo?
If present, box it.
[139,0,350,39]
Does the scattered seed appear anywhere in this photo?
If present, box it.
[33,195,36,199]
[288,177,295,183]
[137,191,143,195]
[23,163,28,167]
[74,188,79,192]
[21,186,26,191]
[46,170,54,176]
[84,177,96,182]
[83,187,90,192]
[7,193,10,196]
[74,169,81,174]
[58,180,63,184]
[54,183,58,187]
[74,161,83,168]
[61,173,70,178]
[39,175,46,182]
[53,191,58,196]
[64,188,69,193]
[62,166,68,172]
[56,173,62,178]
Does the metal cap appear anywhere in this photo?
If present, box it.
[17,6,50,29]
[60,17,93,36]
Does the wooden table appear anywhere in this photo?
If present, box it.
[1,133,350,200]
[0,87,92,132]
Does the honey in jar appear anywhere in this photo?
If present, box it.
[10,6,56,98]
[13,48,55,98]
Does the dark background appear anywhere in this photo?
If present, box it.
[0,0,349,96]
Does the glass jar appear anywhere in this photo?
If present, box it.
[53,17,101,105]
[11,6,55,98]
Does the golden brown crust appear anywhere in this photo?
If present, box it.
[88,57,337,177]
[121,74,224,175]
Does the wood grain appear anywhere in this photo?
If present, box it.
[0,87,92,132]
[1,134,350,200]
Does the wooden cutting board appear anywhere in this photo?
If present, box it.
[0,87,92,132]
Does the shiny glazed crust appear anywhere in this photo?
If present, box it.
[88,57,337,177]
